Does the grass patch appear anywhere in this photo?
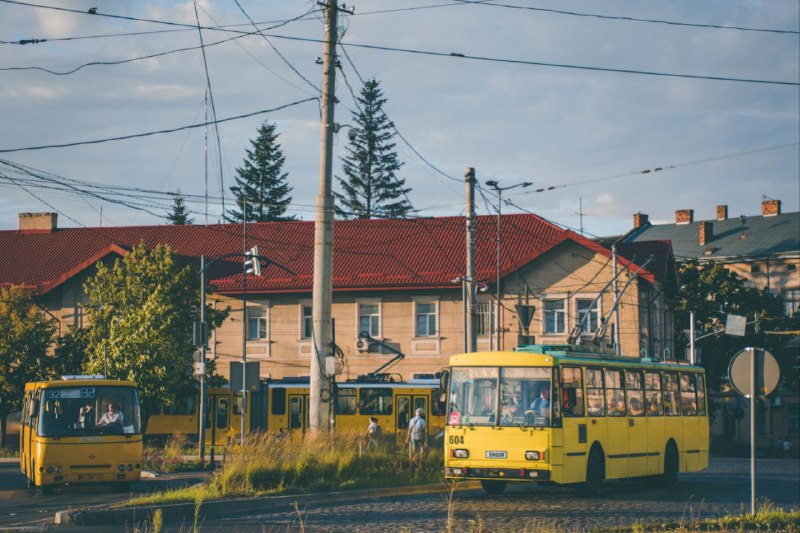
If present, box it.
[0,447,19,458]
[123,432,441,507]
[143,433,204,473]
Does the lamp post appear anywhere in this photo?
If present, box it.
[483,180,531,350]
[231,187,249,442]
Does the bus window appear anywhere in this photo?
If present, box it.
[359,388,393,415]
[663,372,680,416]
[625,371,644,416]
[216,398,229,429]
[560,367,584,417]
[38,386,141,436]
[336,388,356,415]
[431,388,447,416]
[397,397,410,429]
[164,396,197,415]
[501,367,550,427]
[680,373,698,416]
[644,372,663,416]
[271,388,286,415]
[695,375,707,416]
[447,367,498,426]
[586,368,605,417]
[605,369,625,416]
[233,395,243,415]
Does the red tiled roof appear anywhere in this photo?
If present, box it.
[0,214,656,295]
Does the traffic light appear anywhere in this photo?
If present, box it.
[244,245,261,276]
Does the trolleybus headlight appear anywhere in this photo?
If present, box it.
[451,449,469,459]
[135,464,141,470]
[127,464,133,471]
[45,466,54,474]
[118,464,127,472]
[525,451,542,461]
[54,466,63,473]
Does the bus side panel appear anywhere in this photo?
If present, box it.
[646,415,666,475]
[683,414,702,471]
[664,417,684,471]
[559,416,588,484]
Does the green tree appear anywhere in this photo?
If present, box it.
[0,286,57,447]
[227,121,294,222]
[675,259,793,392]
[53,327,90,377]
[83,243,228,430]
[335,78,412,219]
[167,191,193,225]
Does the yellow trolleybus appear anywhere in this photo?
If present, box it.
[20,376,143,494]
[444,345,709,494]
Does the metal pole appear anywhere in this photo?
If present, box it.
[241,196,248,442]
[750,347,756,516]
[462,280,467,352]
[612,244,621,355]
[495,189,502,351]
[310,0,338,432]
[465,168,477,353]
[689,311,695,365]
[199,255,206,467]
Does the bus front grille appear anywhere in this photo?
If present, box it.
[70,464,112,469]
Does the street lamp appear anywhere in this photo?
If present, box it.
[230,186,250,442]
[483,180,531,350]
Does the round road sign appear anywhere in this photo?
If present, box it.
[728,347,780,398]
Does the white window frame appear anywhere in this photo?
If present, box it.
[541,295,567,336]
[574,295,601,334]
[246,301,269,341]
[299,301,313,340]
[413,297,439,338]
[356,298,382,339]
[783,288,800,317]
[476,298,495,338]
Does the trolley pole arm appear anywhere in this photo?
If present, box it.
[358,331,406,380]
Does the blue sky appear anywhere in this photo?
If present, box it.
[0,0,797,237]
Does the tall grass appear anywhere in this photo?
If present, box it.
[127,431,442,506]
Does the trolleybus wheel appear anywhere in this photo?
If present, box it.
[480,479,507,494]
[661,442,679,485]
[581,446,605,495]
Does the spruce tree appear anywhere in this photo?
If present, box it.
[166,191,193,225]
[227,121,294,222]
[335,79,412,219]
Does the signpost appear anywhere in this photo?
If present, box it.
[728,347,780,515]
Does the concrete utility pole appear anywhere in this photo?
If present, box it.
[465,168,477,353]
[199,255,207,466]
[612,244,621,355]
[310,0,339,432]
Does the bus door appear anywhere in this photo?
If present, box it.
[395,395,428,440]
[206,393,232,446]
[625,370,648,477]
[559,367,587,484]
[288,394,309,432]
[604,369,629,479]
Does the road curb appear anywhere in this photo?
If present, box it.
[54,481,481,526]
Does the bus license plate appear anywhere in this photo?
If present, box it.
[78,474,103,481]
[485,451,507,459]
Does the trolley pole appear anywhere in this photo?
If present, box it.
[310,0,338,432]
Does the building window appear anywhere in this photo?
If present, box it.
[788,264,797,272]
[247,306,267,340]
[415,302,437,337]
[783,289,800,317]
[543,298,567,334]
[575,298,600,333]
[301,305,312,339]
[359,303,381,337]
[751,264,761,273]
[476,301,494,337]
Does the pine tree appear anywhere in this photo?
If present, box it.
[335,79,412,219]
[227,121,294,222]
[166,191,193,225]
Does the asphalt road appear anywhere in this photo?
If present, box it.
[0,458,208,530]
[1,457,798,532]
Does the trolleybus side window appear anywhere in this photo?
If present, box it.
[360,388,393,415]
[680,373,698,416]
[336,388,357,415]
[695,375,707,416]
[431,388,447,416]
[605,369,625,416]
[164,395,197,415]
[625,370,644,416]
[663,372,680,416]
[271,388,286,415]
[586,368,605,417]
[560,367,584,417]
[501,367,550,427]
[644,371,663,416]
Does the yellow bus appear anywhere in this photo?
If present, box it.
[20,376,143,494]
[146,378,446,444]
[444,345,709,494]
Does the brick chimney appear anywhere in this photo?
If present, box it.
[716,205,728,221]
[675,209,694,225]
[19,212,58,232]
[699,221,713,246]
[633,212,649,229]
[762,199,781,217]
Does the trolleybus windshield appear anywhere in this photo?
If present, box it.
[447,367,551,427]
[38,386,141,437]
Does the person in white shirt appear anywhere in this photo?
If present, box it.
[97,403,124,427]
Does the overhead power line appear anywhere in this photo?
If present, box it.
[0,98,319,153]
[452,0,800,35]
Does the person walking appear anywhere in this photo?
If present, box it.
[365,417,380,451]
[406,408,426,458]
